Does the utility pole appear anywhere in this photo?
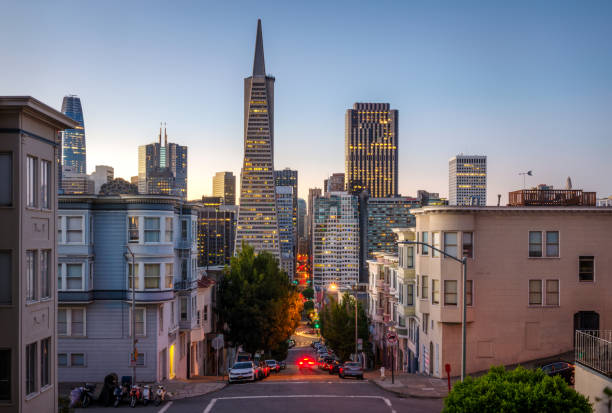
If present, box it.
[127,245,136,385]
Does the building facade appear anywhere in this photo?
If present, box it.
[57,195,212,383]
[0,96,77,413]
[88,165,114,194]
[235,20,280,259]
[448,155,487,206]
[212,172,236,206]
[324,173,345,195]
[297,198,306,239]
[276,186,295,280]
[61,95,86,176]
[366,197,418,258]
[312,192,359,289]
[196,203,237,267]
[345,103,398,198]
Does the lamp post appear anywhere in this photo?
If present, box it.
[398,240,468,381]
[126,245,137,385]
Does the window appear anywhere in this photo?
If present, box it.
[0,153,12,206]
[421,275,428,299]
[466,280,473,306]
[432,232,440,257]
[546,280,559,306]
[203,304,208,321]
[0,349,10,401]
[128,263,139,289]
[529,280,542,305]
[26,156,37,208]
[171,301,176,327]
[26,342,37,395]
[407,284,414,306]
[181,220,188,240]
[58,308,85,336]
[40,250,50,299]
[579,256,594,282]
[128,217,139,242]
[444,280,458,305]
[144,264,160,289]
[159,304,164,333]
[462,232,473,258]
[131,308,146,337]
[432,279,440,304]
[529,231,542,257]
[57,216,63,243]
[181,259,188,281]
[66,263,83,290]
[399,282,404,304]
[546,231,559,257]
[0,251,11,305]
[144,217,160,243]
[40,160,50,209]
[192,297,197,323]
[422,313,429,334]
[70,353,85,367]
[66,216,83,243]
[165,263,173,289]
[165,217,173,242]
[197,310,201,325]
[40,338,50,388]
[26,250,37,302]
[57,353,67,367]
[129,353,145,366]
[444,232,458,258]
[180,297,188,321]
[421,232,429,255]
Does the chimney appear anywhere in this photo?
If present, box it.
[497,194,501,206]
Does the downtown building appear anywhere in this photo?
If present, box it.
[275,168,298,277]
[312,192,359,289]
[276,186,295,280]
[57,194,215,382]
[212,172,236,205]
[235,20,280,259]
[324,173,345,195]
[61,95,86,175]
[196,199,237,268]
[448,155,487,206]
[138,126,187,199]
[0,97,78,413]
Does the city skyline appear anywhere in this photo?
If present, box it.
[2,1,612,204]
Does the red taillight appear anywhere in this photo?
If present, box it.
[299,361,303,365]
[308,361,314,365]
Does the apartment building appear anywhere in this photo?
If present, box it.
[0,97,78,413]
[412,199,612,378]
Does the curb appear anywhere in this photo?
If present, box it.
[168,382,227,401]
[367,379,446,400]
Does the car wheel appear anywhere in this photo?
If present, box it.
[82,395,91,408]
[570,375,575,385]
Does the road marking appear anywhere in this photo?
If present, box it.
[158,401,173,413]
[202,395,395,413]
[256,381,369,384]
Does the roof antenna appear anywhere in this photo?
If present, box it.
[497,194,501,206]
[164,122,168,147]
[158,122,162,145]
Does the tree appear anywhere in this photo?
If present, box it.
[319,292,369,361]
[217,244,303,356]
[303,300,314,313]
[443,366,592,413]
[99,178,138,195]
[302,288,314,300]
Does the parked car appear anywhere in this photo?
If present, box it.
[298,356,316,370]
[321,356,336,370]
[540,362,574,385]
[266,360,281,373]
[279,360,286,370]
[258,361,270,378]
[228,361,256,383]
[288,339,296,349]
[339,362,364,380]
[236,352,252,362]
[328,360,342,374]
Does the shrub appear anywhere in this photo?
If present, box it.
[443,366,592,413]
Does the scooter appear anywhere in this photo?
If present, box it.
[113,381,130,408]
[129,384,141,408]
[69,383,96,408]
[154,384,167,406]
[142,384,152,406]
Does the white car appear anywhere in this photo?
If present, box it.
[228,361,256,383]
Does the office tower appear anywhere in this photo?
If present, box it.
[275,168,298,264]
[324,173,345,195]
[0,96,78,412]
[61,95,86,175]
[366,196,418,257]
[197,203,238,267]
[417,190,448,206]
[60,168,94,194]
[89,165,114,194]
[345,102,398,197]
[312,192,359,289]
[307,187,322,240]
[138,125,187,199]
[297,198,306,239]
[276,186,295,279]
[212,172,236,205]
[235,19,280,259]
[449,155,487,206]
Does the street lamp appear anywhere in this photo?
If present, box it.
[398,240,468,381]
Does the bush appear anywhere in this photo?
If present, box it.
[302,288,314,300]
[443,366,592,413]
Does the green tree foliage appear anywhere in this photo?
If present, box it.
[443,366,592,413]
[303,300,314,312]
[218,244,303,355]
[302,288,314,300]
[319,292,369,361]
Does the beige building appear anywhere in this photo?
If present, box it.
[212,172,235,206]
[411,203,612,378]
[0,97,78,413]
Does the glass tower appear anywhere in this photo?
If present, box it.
[61,95,86,174]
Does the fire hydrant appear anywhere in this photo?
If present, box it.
[380,366,385,381]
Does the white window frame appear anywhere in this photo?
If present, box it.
[165,217,173,243]
[545,279,560,307]
[40,160,51,210]
[58,307,87,337]
[144,217,161,243]
[128,216,140,243]
[443,232,458,259]
[528,230,560,258]
[65,216,84,244]
[26,250,37,303]
[58,262,85,291]
[528,279,543,306]
[143,263,161,290]
[432,232,440,258]
[26,155,37,208]
[129,307,146,337]
[444,280,458,306]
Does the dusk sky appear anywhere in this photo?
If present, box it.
[2,0,612,203]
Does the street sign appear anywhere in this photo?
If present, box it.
[386,331,397,345]
[212,334,224,350]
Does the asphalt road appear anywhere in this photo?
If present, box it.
[76,328,443,413]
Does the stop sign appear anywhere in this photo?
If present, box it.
[386,331,397,344]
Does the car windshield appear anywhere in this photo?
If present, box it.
[233,362,252,369]
[345,363,360,367]
[266,360,276,364]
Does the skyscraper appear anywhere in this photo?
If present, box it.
[235,19,280,259]
[276,186,295,279]
[345,103,398,197]
[307,187,322,244]
[324,173,345,195]
[61,95,86,175]
[274,168,298,264]
[138,125,187,199]
[297,198,306,239]
[212,172,236,205]
[449,155,487,206]
[197,203,238,267]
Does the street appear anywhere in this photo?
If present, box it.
[76,328,443,413]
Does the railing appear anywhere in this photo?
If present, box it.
[509,189,596,206]
[575,330,612,377]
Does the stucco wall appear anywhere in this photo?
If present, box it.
[575,363,612,413]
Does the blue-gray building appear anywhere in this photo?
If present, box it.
[61,95,86,175]
[276,186,295,280]
[57,194,213,382]
[366,196,419,258]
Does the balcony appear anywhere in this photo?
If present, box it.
[59,290,94,303]
[508,189,596,207]
[175,279,197,290]
[575,330,611,377]
[126,289,175,302]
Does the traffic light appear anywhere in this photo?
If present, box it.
[314,322,319,329]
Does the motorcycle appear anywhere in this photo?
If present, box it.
[114,376,132,408]
[129,384,141,408]
[154,384,167,406]
[142,384,152,406]
[69,383,96,408]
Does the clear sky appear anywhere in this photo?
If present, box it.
[2,0,611,203]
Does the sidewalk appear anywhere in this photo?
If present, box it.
[161,376,227,400]
[364,371,452,399]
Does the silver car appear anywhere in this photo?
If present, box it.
[339,362,363,380]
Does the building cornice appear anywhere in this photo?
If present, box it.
[410,206,612,215]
